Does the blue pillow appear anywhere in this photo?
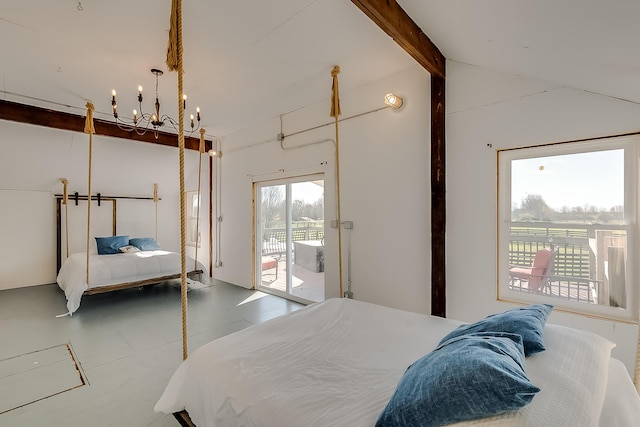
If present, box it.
[95,235,129,255]
[438,304,553,356]
[129,237,160,251]
[376,332,540,427]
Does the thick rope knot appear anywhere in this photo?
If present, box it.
[166,0,180,72]
[61,178,69,205]
[84,102,95,134]
[330,66,341,118]
[199,128,206,153]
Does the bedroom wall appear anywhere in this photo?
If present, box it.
[0,120,210,290]
[215,65,433,314]
[446,60,640,373]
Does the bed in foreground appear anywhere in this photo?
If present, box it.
[155,298,640,427]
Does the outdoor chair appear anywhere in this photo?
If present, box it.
[261,256,279,281]
[261,232,286,282]
[509,248,557,292]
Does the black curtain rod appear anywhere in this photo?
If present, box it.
[55,194,160,201]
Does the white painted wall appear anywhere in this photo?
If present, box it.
[446,60,640,373]
[0,120,210,290]
[215,65,433,314]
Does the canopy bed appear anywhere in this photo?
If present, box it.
[55,192,206,315]
[55,96,207,315]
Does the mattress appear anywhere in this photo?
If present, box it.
[57,250,207,314]
[155,298,640,426]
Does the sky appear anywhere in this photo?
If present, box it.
[291,180,324,204]
[511,149,624,212]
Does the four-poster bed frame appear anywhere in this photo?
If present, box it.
[55,193,203,297]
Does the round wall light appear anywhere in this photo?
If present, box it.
[384,93,404,109]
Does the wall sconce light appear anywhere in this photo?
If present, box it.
[208,149,222,157]
[384,93,404,110]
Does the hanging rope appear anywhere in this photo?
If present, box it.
[194,128,205,271]
[84,102,95,286]
[635,314,640,393]
[167,0,189,361]
[330,65,344,298]
[153,183,159,242]
[61,178,70,259]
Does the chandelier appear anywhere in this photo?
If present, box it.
[110,68,201,138]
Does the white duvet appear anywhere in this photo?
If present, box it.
[57,251,207,314]
[155,298,640,427]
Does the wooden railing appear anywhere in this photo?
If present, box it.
[262,227,325,255]
[508,222,627,305]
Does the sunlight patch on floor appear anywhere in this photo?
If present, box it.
[237,291,270,306]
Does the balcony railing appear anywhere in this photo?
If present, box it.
[508,222,627,308]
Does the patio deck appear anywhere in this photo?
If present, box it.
[510,278,598,304]
[260,259,324,303]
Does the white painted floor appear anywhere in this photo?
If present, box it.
[0,280,303,426]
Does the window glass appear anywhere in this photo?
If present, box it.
[498,137,636,321]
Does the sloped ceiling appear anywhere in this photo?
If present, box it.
[399,0,640,105]
[2,0,639,140]
[0,0,415,139]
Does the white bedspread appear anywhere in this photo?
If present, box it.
[57,251,207,314]
[155,298,640,427]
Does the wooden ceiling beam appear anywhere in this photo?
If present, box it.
[351,0,447,317]
[350,0,445,79]
[0,99,212,152]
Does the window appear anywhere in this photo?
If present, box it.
[186,190,201,247]
[254,174,325,304]
[497,135,637,322]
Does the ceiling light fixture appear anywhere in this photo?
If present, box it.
[384,93,404,110]
[110,68,201,139]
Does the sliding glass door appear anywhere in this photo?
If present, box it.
[255,174,325,303]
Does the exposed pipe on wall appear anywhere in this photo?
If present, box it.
[213,137,223,268]
[280,105,390,140]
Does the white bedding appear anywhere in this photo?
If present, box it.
[155,298,640,427]
[57,251,208,314]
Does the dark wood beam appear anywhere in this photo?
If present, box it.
[431,74,446,318]
[350,0,445,79]
[351,0,447,317]
[0,99,212,152]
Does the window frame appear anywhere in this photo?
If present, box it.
[497,135,638,323]
[185,190,201,248]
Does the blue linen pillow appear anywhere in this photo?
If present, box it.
[375,332,540,427]
[129,237,160,251]
[95,235,129,255]
[438,304,553,356]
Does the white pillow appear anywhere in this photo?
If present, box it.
[453,324,614,427]
[119,245,141,253]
